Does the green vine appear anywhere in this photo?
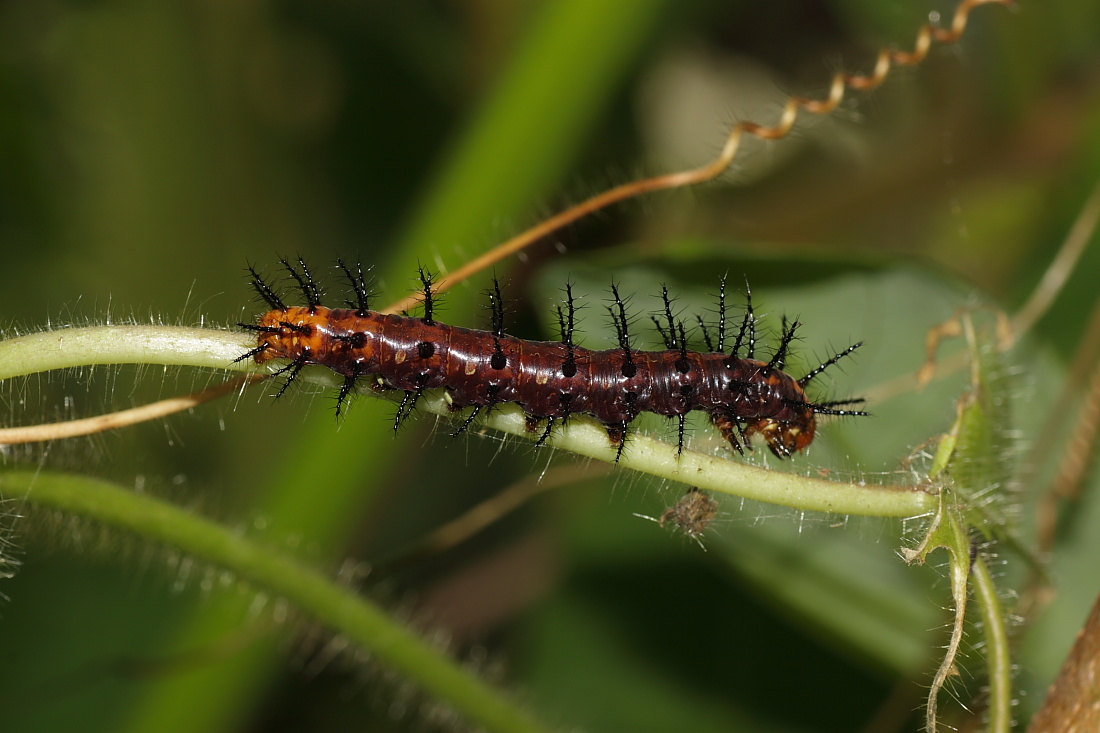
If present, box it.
[0,470,550,733]
[0,323,935,517]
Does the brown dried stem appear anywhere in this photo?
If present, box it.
[1028,591,1100,732]
[0,375,262,445]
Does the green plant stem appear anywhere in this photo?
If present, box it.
[0,325,247,379]
[417,389,935,516]
[972,555,1012,733]
[0,323,936,517]
[0,470,551,733]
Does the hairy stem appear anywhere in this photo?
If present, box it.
[0,470,551,733]
[0,325,247,379]
[972,555,1012,733]
[0,323,935,517]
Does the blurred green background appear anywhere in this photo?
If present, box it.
[1,0,1099,731]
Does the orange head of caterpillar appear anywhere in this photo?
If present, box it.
[743,410,817,458]
[710,340,868,458]
[734,368,818,458]
[742,355,819,458]
[750,365,869,459]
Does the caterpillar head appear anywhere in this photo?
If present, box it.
[744,411,816,458]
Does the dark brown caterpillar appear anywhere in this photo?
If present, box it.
[237,258,867,459]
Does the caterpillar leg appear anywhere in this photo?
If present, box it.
[535,416,557,447]
[450,403,483,438]
[709,412,747,455]
[606,422,629,463]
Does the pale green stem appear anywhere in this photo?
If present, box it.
[0,470,551,733]
[972,555,1012,733]
[0,325,248,378]
[0,324,936,517]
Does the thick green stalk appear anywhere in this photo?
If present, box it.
[0,323,934,517]
[972,556,1012,733]
[0,471,551,733]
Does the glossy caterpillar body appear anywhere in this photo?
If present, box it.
[238,259,867,459]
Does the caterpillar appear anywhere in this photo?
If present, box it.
[237,258,867,460]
